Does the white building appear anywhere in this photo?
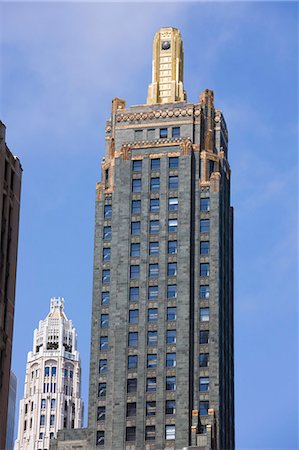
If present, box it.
[14,298,83,450]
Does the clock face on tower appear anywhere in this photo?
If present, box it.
[161,40,171,50]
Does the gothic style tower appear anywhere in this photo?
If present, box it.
[14,298,84,450]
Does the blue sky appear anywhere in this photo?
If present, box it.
[1,1,298,449]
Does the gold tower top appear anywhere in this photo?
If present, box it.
[147,27,187,105]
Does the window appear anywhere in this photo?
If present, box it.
[99,359,107,374]
[147,331,157,346]
[24,420,27,431]
[132,160,142,171]
[171,127,180,138]
[199,377,209,392]
[151,159,160,170]
[168,197,178,211]
[200,263,210,277]
[166,399,176,415]
[150,198,159,212]
[160,128,168,138]
[104,205,112,218]
[149,241,159,255]
[50,415,55,426]
[147,129,155,140]
[146,377,156,392]
[167,284,177,298]
[168,262,177,277]
[103,247,111,261]
[146,401,156,416]
[41,399,46,409]
[199,353,209,367]
[148,308,158,322]
[100,314,109,328]
[98,382,106,397]
[200,198,210,211]
[51,399,56,409]
[50,432,55,439]
[39,432,44,439]
[126,402,136,417]
[103,226,111,240]
[131,221,140,235]
[128,332,138,347]
[131,200,141,214]
[166,376,176,391]
[126,427,136,442]
[145,425,156,441]
[200,241,210,255]
[129,287,139,302]
[199,330,209,344]
[167,307,176,321]
[134,130,143,141]
[100,336,108,351]
[147,354,157,368]
[200,285,210,299]
[129,310,139,324]
[200,219,210,233]
[168,240,177,254]
[150,220,159,234]
[51,366,56,376]
[101,291,109,305]
[96,430,105,446]
[130,265,140,279]
[128,355,138,370]
[200,307,210,322]
[148,285,158,300]
[64,369,68,377]
[165,425,175,440]
[169,156,179,168]
[132,179,141,192]
[102,269,110,284]
[168,219,178,233]
[131,243,140,257]
[166,330,176,344]
[127,378,137,393]
[166,353,176,367]
[150,177,160,191]
[199,401,209,416]
[169,176,178,190]
[44,367,50,377]
[97,406,105,421]
[149,263,159,278]
[40,415,45,426]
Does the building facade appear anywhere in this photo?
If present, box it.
[0,121,22,450]
[14,298,84,450]
[6,371,18,450]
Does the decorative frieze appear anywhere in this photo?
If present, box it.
[115,107,201,123]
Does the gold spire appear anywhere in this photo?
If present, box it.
[147,27,187,105]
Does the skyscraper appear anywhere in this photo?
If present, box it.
[6,371,18,450]
[52,26,234,450]
[0,121,22,450]
[14,298,84,450]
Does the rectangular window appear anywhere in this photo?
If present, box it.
[168,197,178,211]
[167,284,177,298]
[129,287,139,302]
[103,247,110,261]
[146,401,156,416]
[127,378,137,393]
[97,406,106,421]
[148,285,159,300]
[200,307,210,322]
[100,336,108,351]
[40,415,45,426]
[166,399,176,415]
[132,179,141,192]
[98,382,106,397]
[100,314,109,328]
[151,158,160,171]
[166,353,176,367]
[200,219,210,233]
[99,359,107,374]
[128,355,138,370]
[130,265,140,279]
[131,199,141,214]
[150,198,159,212]
[126,402,136,417]
[171,127,180,138]
[166,376,176,391]
[200,285,210,299]
[131,221,140,235]
[150,220,159,234]
[50,415,55,426]
[166,330,176,344]
[145,425,156,441]
[199,330,209,344]
[168,240,177,254]
[200,263,210,277]
[126,427,136,442]
[199,377,209,392]
[200,198,210,211]
[149,241,159,255]
[104,205,112,218]
[159,128,168,138]
[200,241,210,255]
[167,307,176,321]
[96,430,105,446]
[41,399,46,409]
[130,243,140,257]
[199,353,209,367]
[150,177,160,191]
[168,175,179,190]
[132,160,142,171]
[102,269,110,284]
[165,425,175,440]
[168,219,178,233]
[44,367,50,377]
[167,262,177,277]
[169,156,179,168]
[148,308,158,322]
[199,401,209,416]
[147,331,158,346]
[103,226,111,240]
[147,354,157,368]
[128,332,138,347]
[147,129,155,140]
[129,310,139,324]
[146,377,156,392]
[134,130,143,141]
[149,263,159,278]
[101,291,109,305]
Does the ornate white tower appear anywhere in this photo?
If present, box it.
[14,298,84,450]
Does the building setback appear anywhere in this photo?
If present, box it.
[0,121,22,450]
[52,27,234,450]
[14,298,84,450]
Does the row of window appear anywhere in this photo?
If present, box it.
[132,176,179,192]
[41,398,56,409]
[40,414,55,427]
[126,262,209,278]
[96,424,176,446]
[132,156,179,174]
[134,127,181,144]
